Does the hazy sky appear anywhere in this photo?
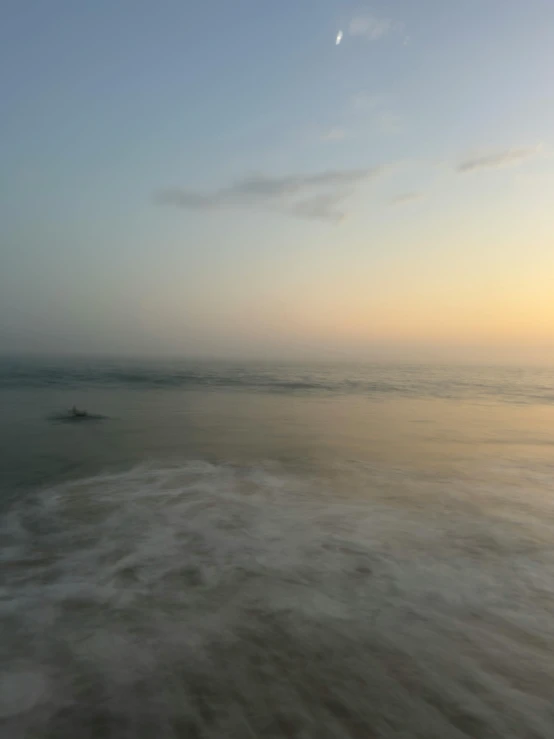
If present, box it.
[1,0,553,360]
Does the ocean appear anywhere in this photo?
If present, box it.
[1,358,554,738]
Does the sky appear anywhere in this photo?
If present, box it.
[1,0,554,361]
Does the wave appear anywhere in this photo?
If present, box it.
[0,361,399,395]
[1,359,553,406]
[2,461,554,737]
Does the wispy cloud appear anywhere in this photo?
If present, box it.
[458,146,541,173]
[349,15,392,41]
[290,193,347,222]
[156,167,387,222]
[390,192,424,206]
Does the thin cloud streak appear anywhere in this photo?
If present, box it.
[291,193,347,222]
[458,146,541,173]
[349,15,392,41]
[156,166,387,222]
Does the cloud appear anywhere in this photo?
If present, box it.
[291,193,347,222]
[390,192,424,206]
[349,15,392,41]
[156,167,386,222]
[457,146,541,173]
[320,128,346,141]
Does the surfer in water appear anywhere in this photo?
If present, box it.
[71,406,88,418]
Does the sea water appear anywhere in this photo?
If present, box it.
[1,358,554,738]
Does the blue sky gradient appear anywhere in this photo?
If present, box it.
[2,0,553,358]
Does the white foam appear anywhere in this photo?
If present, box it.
[2,460,554,737]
